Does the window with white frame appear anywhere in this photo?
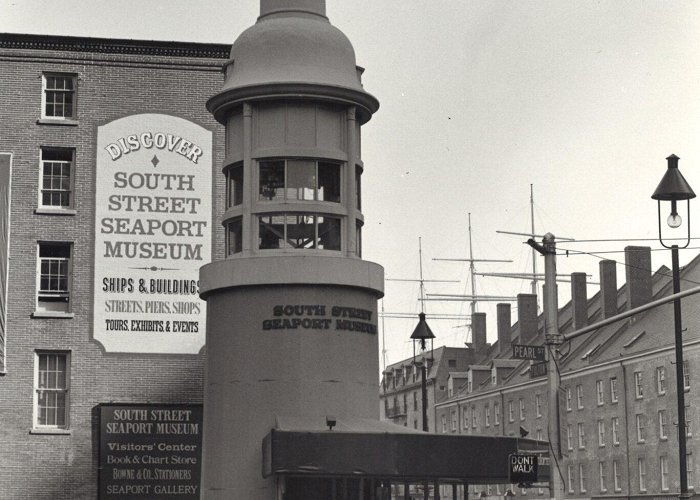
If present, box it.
[42,73,77,119]
[638,457,647,492]
[612,417,620,445]
[578,422,586,449]
[535,394,542,417]
[634,371,643,398]
[597,420,605,447]
[441,415,447,433]
[613,460,621,492]
[636,414,646,442]
[566,387,572,411]
[463,407,469,430]
[599,461,607,492]
[485,405,490,427]
[508,400,514,422]
[494,403,500,425]
[471,406,477,428]
[610,377,618,403]
[567,425,573,450]
[36,242,72,314]
[685,359,691,391]
[39,148,74,210]
[536,429,543,441]
[660,455,669,491]
[686,405,692,437]
[34,351,70,429]
[659,409,668,440]
[567,465,575,494]
[596,380,604,405]
[579,463,587,493]
[657,366,667,395]
[519,398,525,421]
[688,453,694,489]
[451,410,457,431]
[576,384,584,409]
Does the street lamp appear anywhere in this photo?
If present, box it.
[651,154,696,500]
[411,312,435,433]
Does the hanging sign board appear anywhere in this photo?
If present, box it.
[508,453,538,484]
[529,361,547,378]
[512,344,545,361]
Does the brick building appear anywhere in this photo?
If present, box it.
[0,33,227,499]
[429,246,700,499]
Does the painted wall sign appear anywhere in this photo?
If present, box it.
[94,114,211,353]
[261,304,377,334]
[99,404,203,500]
[0,153,10,373]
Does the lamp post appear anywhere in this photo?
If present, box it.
[651,154,696,500]
[411,312,435,432]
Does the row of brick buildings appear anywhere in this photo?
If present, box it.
[381,246,700,499]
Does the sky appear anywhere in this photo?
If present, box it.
[3,0,700,369]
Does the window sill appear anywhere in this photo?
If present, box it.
[35,208,76,216]
[32,311,74,319]
[37,118,78,126]
[30,428,71,435]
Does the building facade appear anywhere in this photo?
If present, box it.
[0,33,228,499]
[430,246,700,499]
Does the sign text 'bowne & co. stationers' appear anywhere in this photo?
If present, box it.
[94,114,212,353]
[99,404,203,499]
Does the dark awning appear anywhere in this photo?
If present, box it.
[262,418,549,484]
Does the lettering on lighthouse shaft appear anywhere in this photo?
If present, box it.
[262,304,377,334]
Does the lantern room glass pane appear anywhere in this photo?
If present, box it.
[259,161,285,200]
[318,162,340,202]
[259,214,285,249]
[286,160,315,201]
[318,216,341,250]
[287,214,316,248]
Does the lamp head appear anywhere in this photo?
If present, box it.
[651,155,696,202]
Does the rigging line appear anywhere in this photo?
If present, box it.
[555,246,700,255]
[559,236,700,244]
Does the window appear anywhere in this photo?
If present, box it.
[566,425,573,450]
[685,359,691,390]
[566,387,572,411]
[567,465,575,494]
[40,148,73,209]
[576,384,584,409]
[612,417,620,445]
[536,429,543,441]
[471,406,477,428]
[508,400,514,422]
[448,359,457,368]
[403,393,407,412]
[355,165,362,210]
[494,403,500,425]
[258,159,341,202]
[660,456,669,491]
[686,405,692,437]
[599,462,607,492]
[613,460,621,492]
[535,394,542,417]
[579,463,587,493]
[578,422,586,449]
[485,405,490,427]
[42,73,76,119]
[467,376,473,393]
[688,453,694,489]
[37,243,72,314]
[413,392,418,411]
[451,410,457,431]
[659,409,668,440]
[597,420,605,447]
[226,217,243,255]
[596,380,604,405]
[463,407,469,430]
[657,366,667,395]
[638,457,647,492]
[225,164,243,207]
[636,414,645,443]
[34,351,70,429]
[441,415,447,433]
[258,213,341,250]
[610,377,618,403]
[634,371,643,399]
[519,398,525,421]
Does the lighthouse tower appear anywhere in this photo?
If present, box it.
[200,0,382,497]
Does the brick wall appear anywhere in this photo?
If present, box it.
[0,36,227,499]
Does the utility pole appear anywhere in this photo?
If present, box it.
[528,233,564,500]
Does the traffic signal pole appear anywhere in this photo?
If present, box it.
[528,234,564,500]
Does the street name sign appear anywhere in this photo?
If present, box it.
[509,454,538,484]
[512,344,545,361]
[529,361,547,378]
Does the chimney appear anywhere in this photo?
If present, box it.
[517,294,538,344]
[472,312,487,355]
[599,260,618,318]
[497,303,511,356]
[625,246,652,310]
[571,272,588,330]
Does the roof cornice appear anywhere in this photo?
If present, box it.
[0,33,229,59]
